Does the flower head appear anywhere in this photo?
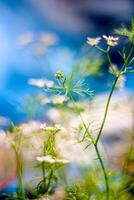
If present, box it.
[116,75,126,90]
[52,95,68,104]
[28,78,54,88]
[40,33,58,46]
[36,155,69,164]
[55,70,65,80]
[18,32,33,46]
[103,35,119,46]
[40,123,62,132]
[87,37,101,46]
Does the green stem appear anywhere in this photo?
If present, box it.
[94,44,133,199]
[94,144,109,200]
[46,170,53,192]
[95,76,118,145]
[96,46,107,53]
[124,69,134,73]
[68,92,109,199]
[13,145,25,199]
[106,51,112,66]
[96,45,134,145]
[68,92,95,144]
[42,162,46,191]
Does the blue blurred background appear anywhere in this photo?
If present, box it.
[0,0,134,125]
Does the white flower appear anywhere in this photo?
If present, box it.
[55,124,66,132]
[28,78,54,88]
[36,155,55,163]
[87,37,101,46]
[22,121,41,136]
[40,123,64,132]
[36,155,69,164]
[18,32,33,46]
[52,95,68,104]
[55,158,69,164]
[34,46,46,56]
[103,35,119,46]
[40,123,57,132]
[40,97,51,104]
[0,130,6,143]
[40,123,47,130]
[109,65,119,76]
[116,75,126,89]
[40,33,58,46]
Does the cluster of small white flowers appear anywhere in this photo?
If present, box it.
[40,95,68,105]
[36,155,69,164]
[18,32,58,47]
[87,37,101,46]
[28,78,54,88]
[87,35,119,47]
[18,32,33,46]
[103,35,119,46]
[40,123,66,132]
[40,33,58,46]
[116,75,126,90]
[52,95,68,104]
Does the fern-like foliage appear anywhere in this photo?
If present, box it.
[114,19,134,44]
[44,71,93,99]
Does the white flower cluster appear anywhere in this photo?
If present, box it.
[103,35,119,47]
[28,78,54,88]
[40,95,68,105]
[87,37,101,46]
[18,32,58,47]
[18,32,33,46]
[40,123,66,132]
[87,35,119,47]
[36,155,69,164]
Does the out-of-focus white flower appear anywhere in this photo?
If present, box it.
[0,130,6,143]
[40,33,58,46]
[40,97,52,104]
[36,155,55,163]
[28,78,54,88]
[18,32,33,46]
[87,37,101,46]
[55,124,66,132]
[40,123,56,132]
[109,65,119,76]
[34,46,46,56]
[40,123,47,130]
[52,95,68,104]
[40,123,65,132]
[46,108,61,122]
[22,121,41,136]
[116,75,126,90]
[0,117,10,126]
[40,95,67,105]
[36,155,69,164]
[103,35,119,46]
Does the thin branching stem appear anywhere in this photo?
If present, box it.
[94,44,134,200]
[96,45,134,145]
[94,144,109,200]
[67,91,109,199]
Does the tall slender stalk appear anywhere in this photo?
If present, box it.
[66,45,133,200]
[68,92,109,199]
[94,45,134,200]
[12,143,25,199]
